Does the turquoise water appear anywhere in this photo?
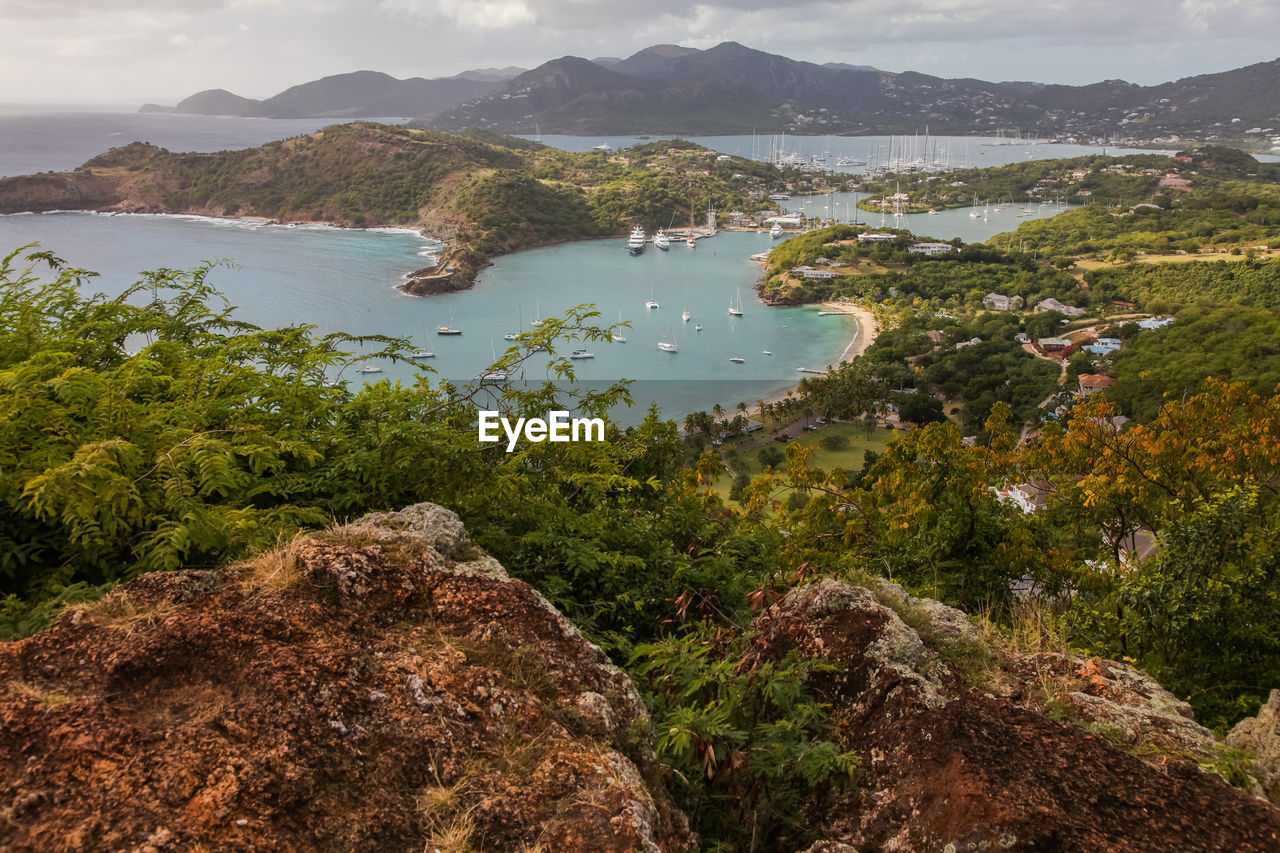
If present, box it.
[0,213,855,423]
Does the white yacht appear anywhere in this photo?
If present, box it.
[657,328,678,352]
[762,350,772,355]
[628,225,646,255]
[728,286,745,317]
[686,233,696,248]
[729,357,745,364]
[569,350,595,359]
[682,310,691,323]
[695,323,703,332]
[410,350,436,359]
[358,363,382,373]
[770,222,784,239]
[653,229,670,250]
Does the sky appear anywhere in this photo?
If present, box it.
[3,0,1279,105]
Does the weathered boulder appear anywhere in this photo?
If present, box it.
[0,503,691,852]
[748,580,1280,853]
[1229,689,1280,802]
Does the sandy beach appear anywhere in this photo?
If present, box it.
[825,301,879,364]
[742,301,880,414]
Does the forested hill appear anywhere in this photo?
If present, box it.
[0,124,782,288]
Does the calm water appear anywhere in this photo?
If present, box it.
[776,195,1079,246]
[528,133,1163,173]
[0,112,1119,423]
[0,213,859,422]
[0,110,407,178]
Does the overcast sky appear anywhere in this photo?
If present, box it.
[4,0,1279,105]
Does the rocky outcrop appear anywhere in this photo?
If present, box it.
[0,503,691,852]
[748,579,1280,853]
[1230,690,1280,801]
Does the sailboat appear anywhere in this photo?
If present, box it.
[530,300,544,327]
[646,283,660,310]
[358,363,382,373]
[728,286,744,317]
[612,309,628,343]
[657,327,678,353]
[437,311,462,335]
[412,324,436,358]
[681,285,690,323]
[695,323,703,332]
[479,340,508,384]
[686,204,697,247]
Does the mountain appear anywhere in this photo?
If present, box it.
[143,46,1280,139]
[140,70,504,119]
[425,42,1280,138]
[140,88,265,117]
[451,65,526,82]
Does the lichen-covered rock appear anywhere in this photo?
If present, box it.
[1228,689,1280,801]
[874,578,983,648]
[754,580,1280,852]
[750,579,949,717]
[0,503,691,852]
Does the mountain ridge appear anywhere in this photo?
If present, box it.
[424,43,1280,138]
[145,45,1280,140]
[140,67,522,119]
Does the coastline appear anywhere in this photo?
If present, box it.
[740,301,879,416]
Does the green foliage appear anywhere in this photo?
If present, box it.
[1070,487,1280,727]
[1107,305,1280,421]
[989,183,1280,259]
[1086,256,1280,311]
[0,246,721,651]
[633,625,858,850]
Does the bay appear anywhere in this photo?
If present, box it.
[0,112,1125,425]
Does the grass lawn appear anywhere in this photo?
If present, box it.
[706,421,893,505]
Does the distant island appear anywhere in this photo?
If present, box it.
[148,42,1280,146]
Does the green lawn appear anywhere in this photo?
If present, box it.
[706,421,893,505]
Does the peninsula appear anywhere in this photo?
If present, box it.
[0,124,785,292]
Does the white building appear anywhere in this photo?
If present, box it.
[909,242,955,256]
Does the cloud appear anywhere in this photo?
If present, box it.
[1,0,1277,103]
